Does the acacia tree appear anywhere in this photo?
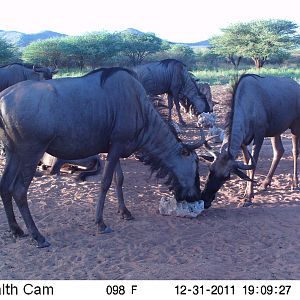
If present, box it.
[210,23,248,69]
[22,38,63,66]
[22,32,122,69]
[119,32,163,66]
[210,19,300,69]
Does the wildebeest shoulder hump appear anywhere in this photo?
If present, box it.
[83,67,137,86]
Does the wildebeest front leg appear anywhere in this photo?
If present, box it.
[95,148,121,233]
[114,161,133,220]
[261,135,284,190]
[242,139,263,206]
[0,152,27,238]
[167,94,174,122]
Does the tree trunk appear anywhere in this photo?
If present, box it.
[229,55,242,69]
[252,57,266,70]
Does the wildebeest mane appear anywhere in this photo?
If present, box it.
[135,97,191,194]
[83,67,137,86]
[225,74,264,138]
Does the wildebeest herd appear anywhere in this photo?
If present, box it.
[0,60,299,248]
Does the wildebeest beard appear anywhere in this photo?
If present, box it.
[135,151,201,202]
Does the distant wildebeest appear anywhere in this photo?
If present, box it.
[201,74,300,209]
[133,59,212,125]
[0,63,58,91]
[0,67,206,248]
[182,81,213,118]
[0,63,58,155]
[40,153,101,181]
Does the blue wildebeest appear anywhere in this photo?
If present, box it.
[0,63,98,176]
[0,63,58,91]
[133,59,212,125]
[0,63,58,155]
[201,74,300,209]
[0,67,205,248]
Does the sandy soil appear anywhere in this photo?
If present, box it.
[0,85,300,280]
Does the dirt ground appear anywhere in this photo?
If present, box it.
[0,85,300,280]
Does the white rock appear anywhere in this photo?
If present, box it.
[159,196,204,218]
[197,112,216,128]
[208,126,225,143]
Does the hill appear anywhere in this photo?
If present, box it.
[0,30,67,47]
[0,28,209,48]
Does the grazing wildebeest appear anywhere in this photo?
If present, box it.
[182,81,213,117]
[0,63,58,91]
[40,153,102,181]
[133,59,212,125]
[0,67,205,248]
[201,74,300,209]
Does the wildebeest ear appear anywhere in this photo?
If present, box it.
[199,155,215,162]
[232,168,253,182]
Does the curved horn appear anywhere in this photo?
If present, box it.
[234,161,255,170]
[203,141,219,161]
[184,128,206,150]
[234,149,256,170]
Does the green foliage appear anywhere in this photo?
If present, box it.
[194,48,225,69]
[165,44,195,66]
[0,37,19,64]
[22,32,121,69]
[22,38,64,66]
[118,32,163,66]
[210,19,300,69]
[193,66,300,85]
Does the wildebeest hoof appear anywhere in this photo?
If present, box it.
[36,239,51,248]
[121,213,134,220]
[118,209,134,220]
[12,227,28,238]
[242,201,253,207]
[98,226,113,234]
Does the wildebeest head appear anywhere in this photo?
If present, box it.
[182,74,213,115]
[171,145,201,202]
[201,146,254,208]
[33,65,58,80]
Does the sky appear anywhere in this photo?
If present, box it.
[1,0,300,43]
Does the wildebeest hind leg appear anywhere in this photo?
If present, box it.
[261,136,284,190]
[114,161,133,220]
[0,152,27,238]
[12,155,50,248]
[291,133,300,190]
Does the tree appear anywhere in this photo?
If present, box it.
[119,32,163,66]
[209,19,300,69]
[22,38,64,66]
[210,23,247,69]
[165,44,196,67]
[0,37,18,64]
[22,32,122,69]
